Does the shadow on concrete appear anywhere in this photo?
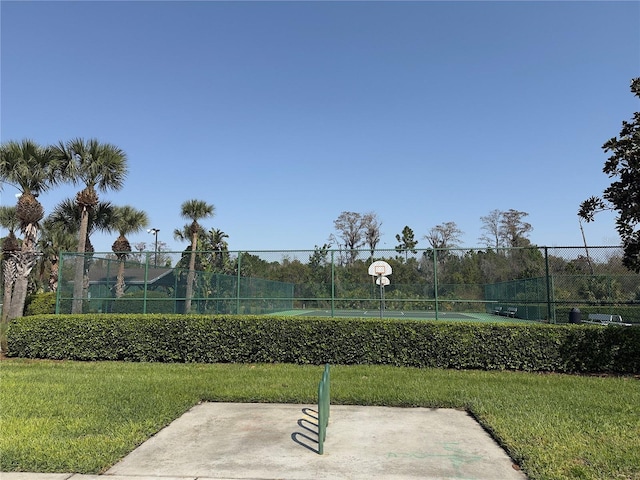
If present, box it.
[291,407,320,454]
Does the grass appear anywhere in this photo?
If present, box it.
[0,359,638,480]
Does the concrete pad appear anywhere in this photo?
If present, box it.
[107,402,527,480]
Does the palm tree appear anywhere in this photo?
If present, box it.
[1,206,19,354]
[1,140,62,320]
[174,223,205,277]
[179,199,214,313]
[48,199,117,307]
[39,217,78,293]
[111,206,149,297]
[173,224,204,245]
[53,138,128,313]
[206,228,229,271]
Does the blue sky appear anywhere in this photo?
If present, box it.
[2,1,639,254]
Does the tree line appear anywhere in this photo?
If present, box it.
[329,208,533,267]
[1,78,638,341]
[0,134,533,327]
[331,78,640,274]
[0,138,226,341]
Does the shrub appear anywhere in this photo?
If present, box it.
[25,292,56,315]
[7,314,640,374]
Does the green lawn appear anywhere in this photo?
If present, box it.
[1,359,638,480]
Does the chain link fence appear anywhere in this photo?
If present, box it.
[55,246,640,323]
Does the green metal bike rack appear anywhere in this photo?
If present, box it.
[317,364,330,455]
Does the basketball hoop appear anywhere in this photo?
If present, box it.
[368,260,392,277]
[368,260,392,319]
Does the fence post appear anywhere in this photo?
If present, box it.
[544,247,554,323]
[330,251,335,317]
[55,253,64,314]
[173,268,179,314]
[236,252,242,314]
[433,249,439,320]
[143,253,150,314]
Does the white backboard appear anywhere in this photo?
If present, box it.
[368,260,392,276]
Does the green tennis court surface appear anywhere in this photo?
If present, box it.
[275,309,534,323]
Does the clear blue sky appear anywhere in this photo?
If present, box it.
[2,1,639,254]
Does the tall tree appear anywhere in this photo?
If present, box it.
[479,209,504,249]
[424,221,464,249]
[179,199,214,313]
[332,211,366,265]
[0,140,62,320]
[111,206,149,297]
[39,217,77,293]
[424,221,464,268]
[53,138,128,313]
[0,206,19,354]
[204,228,230,271]
[173,223,206,271]
[129,240,171,267]
[499,209,532,247]
[48,199,116,250]
[362,212,382,261]
[173,224,200,244]
[395,226,418,260]
[579,77,640,272]
[48,198,117,305]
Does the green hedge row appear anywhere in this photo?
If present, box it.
[7,314,640,374]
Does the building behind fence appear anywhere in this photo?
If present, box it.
[55,246,640,323]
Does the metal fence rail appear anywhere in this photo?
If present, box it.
[55,246,640,323]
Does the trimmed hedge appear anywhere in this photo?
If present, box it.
[6,314,640,374]
[24,292,57,315]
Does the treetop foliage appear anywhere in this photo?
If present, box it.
[579,77,640,272]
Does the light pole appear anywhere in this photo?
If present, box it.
[148,228,160,267]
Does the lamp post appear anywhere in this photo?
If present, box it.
[148,228,160,267]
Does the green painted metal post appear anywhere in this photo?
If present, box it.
[379,278,384,318]
[330,251,335,317]
[216,273,220,314]
[236,252,242,314]
[544,247,554,323]
[324,363,330,422]
[55,252,65,314]
[173,269,179,314]
[318,382,326,454]
[433,249,439,320]
[105,257,111,313]
[317,363,330,455]
[142,252,150,314]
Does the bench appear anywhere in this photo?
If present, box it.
[492,306,503,315]
[500,307,518,318]
[587,313,631,326]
